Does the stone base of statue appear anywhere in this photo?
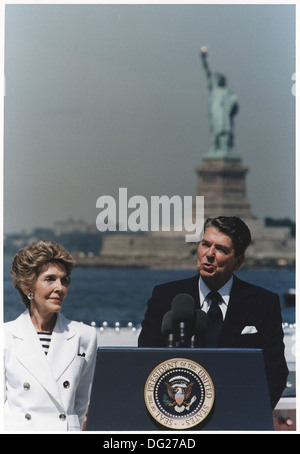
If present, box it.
[195,154,254,220]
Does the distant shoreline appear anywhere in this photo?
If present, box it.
[4,253,295,270]
[72,255,295,270]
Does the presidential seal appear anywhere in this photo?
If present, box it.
[144,358,215,430]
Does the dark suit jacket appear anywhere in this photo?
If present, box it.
[138,274,289,409]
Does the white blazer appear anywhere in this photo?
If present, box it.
[4,309,97,432]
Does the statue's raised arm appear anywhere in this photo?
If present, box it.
[200,46,212,86]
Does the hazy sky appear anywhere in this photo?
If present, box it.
[3,3,295,234]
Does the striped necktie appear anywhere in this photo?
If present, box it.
[205,291,223,347]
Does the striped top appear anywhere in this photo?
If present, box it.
[37,332,52,355]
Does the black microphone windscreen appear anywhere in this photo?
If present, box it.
[161,310,173,335]
[171,293,195,323]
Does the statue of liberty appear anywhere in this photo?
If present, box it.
[200,47,239,159]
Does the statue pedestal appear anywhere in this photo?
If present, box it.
[195,157,254,219]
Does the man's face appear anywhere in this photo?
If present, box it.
[197,226,244,289]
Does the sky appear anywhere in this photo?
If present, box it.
[3,2,296,234]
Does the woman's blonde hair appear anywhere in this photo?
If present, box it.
[11,240,75,307]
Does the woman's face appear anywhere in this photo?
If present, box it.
[27,262,70,317]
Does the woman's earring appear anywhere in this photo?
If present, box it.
[27,292,34,300]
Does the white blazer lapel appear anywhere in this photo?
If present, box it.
[13,310,64,407]
[46,313,78,381]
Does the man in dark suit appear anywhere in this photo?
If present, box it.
[138,216,289,409]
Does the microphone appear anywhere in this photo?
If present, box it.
[171,293,195,347]
[161,310,175,347]
[190,309,209,347]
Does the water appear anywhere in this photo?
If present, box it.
[3,261,295,326]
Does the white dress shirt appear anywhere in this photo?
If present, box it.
[198,276,234,320]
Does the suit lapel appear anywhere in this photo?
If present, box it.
[46,313,78,381]
[219,275,254,346]
[185,274,201,308]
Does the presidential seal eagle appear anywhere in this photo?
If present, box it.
[164,380,196,413]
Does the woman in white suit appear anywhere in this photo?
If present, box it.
[4,240,98,432]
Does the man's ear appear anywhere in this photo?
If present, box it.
[234,254,245,271]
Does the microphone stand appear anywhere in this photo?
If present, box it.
[166,333,175,348]
[177,322,191,347]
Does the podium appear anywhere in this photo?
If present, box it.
[86,347,274,431]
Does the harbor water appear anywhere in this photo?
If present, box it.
[3,262,295,327]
